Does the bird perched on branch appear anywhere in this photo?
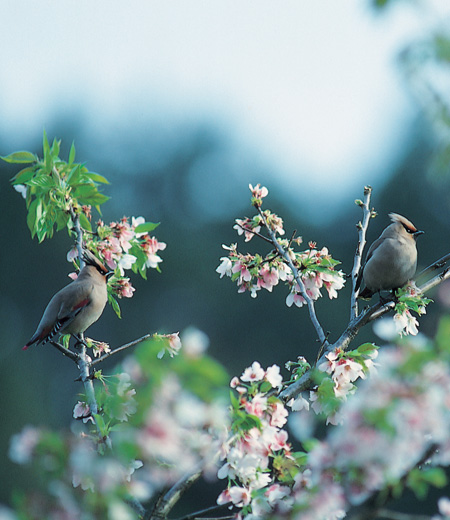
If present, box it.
[356,213,424,300]
[23,249,113,350]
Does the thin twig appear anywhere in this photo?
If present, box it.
[90,333,154,367]
[256,205,329,347]
[234,221,273,244]
[149,465,203,520]
[346,443,438,520]
[376,510,433,520]
[415,252,450,281]
[48,340,79,363]
[350,186,373,320]
[173,504,233,520]
[279,256,450,403]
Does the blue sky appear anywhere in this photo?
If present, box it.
[1,0,449,213]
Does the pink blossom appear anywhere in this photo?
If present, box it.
[244,394,268,417]
[394,309,419,336]
[216,257,233,278]
[73,401,94,424]
[228,486,251,507]
[286,291,307,308]
[111,218,135,252]
[288,395,310,412]
[317,349,340,374]
[439,497,450,516]
[249,183,268,200]
[157,332,182,358]
[269,429,289,451]
[334,358,365,382]
[322,271,346,299]
[269,402,289,427]
[266,483,291,505]
[66,246,78,262]
[265,364,283,389]
[232,262,252,284]
[258,267,279,292]
[241,361,265,383]
[141,235,166,268]
[9,426,40,464]
[114,278,135,298]
[234,218,260,242]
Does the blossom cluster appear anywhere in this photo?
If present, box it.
[217,239,345,304]
[305,338,450,513]
[8,329,229,519]
[218,362,305,517]
[67,215,166,301]
[218,184,345,303]
[393,282,432,337]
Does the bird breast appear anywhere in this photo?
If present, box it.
[363,237,417,292]
[60,281,108,335]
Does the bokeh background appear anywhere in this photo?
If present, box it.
[2,0,450,515]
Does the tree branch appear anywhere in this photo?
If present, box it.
[256,206,329,347]
[350,186,373,320]
[49,340,79,363]
[173,504,233,520]
[345,443,438,520]
[89,333,154,368]
[279,220,450,404]
[148,465,203,520]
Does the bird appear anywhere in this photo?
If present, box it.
[23,249,113,349]
[356,213,424,300]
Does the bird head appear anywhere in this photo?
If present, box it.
[388,213,424,241]
[82,249,113,278]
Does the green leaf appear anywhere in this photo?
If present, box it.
[11,166,36,185]
[79,212,92,232]
[1,151,37,164]
[135,222,160,234]
[43,130,52,172]
[27,199,39,237]
[50,137,61,159]
[68,141,76,164]
[27,174,55,190]
[87,172,110,184]
[108,293,122,318]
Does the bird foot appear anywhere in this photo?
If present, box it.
[73,335,88,349]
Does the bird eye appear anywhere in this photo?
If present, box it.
[402,224,414,234]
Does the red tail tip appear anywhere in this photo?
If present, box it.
[22,345,30,351]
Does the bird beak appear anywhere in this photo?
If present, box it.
[106,271,115,280]
[414,230,424,238]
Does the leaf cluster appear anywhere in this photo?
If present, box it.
[3,131,109,242]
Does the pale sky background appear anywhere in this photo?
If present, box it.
[1,0,449,216]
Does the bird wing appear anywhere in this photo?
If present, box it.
[39,282,94,344]
[355,237,384,291]
[56,281,94,323]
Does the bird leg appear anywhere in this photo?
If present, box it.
[73,333,89,349]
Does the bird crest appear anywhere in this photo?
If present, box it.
[82,249,109,275]
[388,213,417,233]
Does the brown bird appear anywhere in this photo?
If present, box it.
[23,250,112,349]
[356,213,424,300]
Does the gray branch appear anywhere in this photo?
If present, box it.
[350,186,373,320]
[89,333,153,368]
[148,465,203,520]
[257,206,329,347]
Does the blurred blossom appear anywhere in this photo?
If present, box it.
[372,317,398,341]
[13,184,27,199]
[438,280,450,308]
[180,327,210,357]
[9,425,40,464]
